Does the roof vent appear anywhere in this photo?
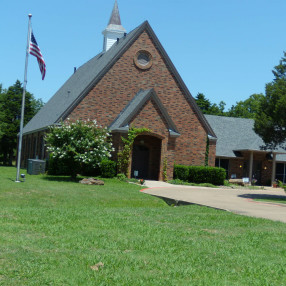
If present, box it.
[117,38,119,44]
[74,67,77,73]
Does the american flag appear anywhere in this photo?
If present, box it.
[29,31,46,80]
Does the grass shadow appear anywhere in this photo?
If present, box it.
[41,175,82,183]
[239,193,286,202]
[151,195,192,207]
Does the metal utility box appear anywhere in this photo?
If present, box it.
[27,159,46,175]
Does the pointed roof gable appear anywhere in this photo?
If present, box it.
[109,89,180,137]
[23,21,216,139]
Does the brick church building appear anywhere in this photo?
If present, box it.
[21,1,217,180]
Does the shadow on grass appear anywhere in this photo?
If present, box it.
[239,194,286,202]
[0,165,16,167]
[41,175,82,183]
[153,195,192,207]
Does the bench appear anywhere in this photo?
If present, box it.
[229,178,249,186]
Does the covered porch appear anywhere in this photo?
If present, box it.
[216,150,286,186]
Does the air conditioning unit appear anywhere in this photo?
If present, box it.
[27,159,46,175]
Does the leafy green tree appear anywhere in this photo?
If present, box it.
[272,51,286,80]
[195,93,212,113]
[195,93,225,116]
[46,119,114,179]
[0,80,44,165]
[254,52,286,148]
[0,84,6,138]
[227,93,264,119]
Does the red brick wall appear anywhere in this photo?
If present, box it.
[229,158,244,179]
[21,131,47,167]
[66,29,212,179]
[208,139,216,167]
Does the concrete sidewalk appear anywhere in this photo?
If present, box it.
[142,181,286,223]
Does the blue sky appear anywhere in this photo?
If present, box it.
[1,0,286,109]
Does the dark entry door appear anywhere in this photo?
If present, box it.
[131,145,149,179]
[253,161,262,185]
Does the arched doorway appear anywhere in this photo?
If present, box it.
[131,135,162,180]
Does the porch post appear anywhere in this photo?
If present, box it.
[248,151,253,180]
[271,153,277,185]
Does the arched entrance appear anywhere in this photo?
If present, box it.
[131,135,162,180]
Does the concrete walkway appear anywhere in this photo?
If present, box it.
[142,181,286,223]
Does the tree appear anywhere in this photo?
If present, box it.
[195,93,226,116]
[272,51,286,81]
[0,84,6,139]
[45,119,114,179]
[227,93,264,119]
[254,52,286,148]
[0,80,44,165]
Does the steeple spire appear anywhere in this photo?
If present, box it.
[108,0,122,26]
[102,0,126,52]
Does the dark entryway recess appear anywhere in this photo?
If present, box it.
[131,135,161,180]
[253,160,262,185]
[131,145,149,179]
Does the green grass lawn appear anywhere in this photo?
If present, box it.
[254,197,286,205]
[1,167,286,285]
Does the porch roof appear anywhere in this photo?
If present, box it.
[205,115,286,160]
[109,89,180,137]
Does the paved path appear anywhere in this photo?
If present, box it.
[142,181,286,223]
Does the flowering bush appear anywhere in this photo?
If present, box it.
[251,178,257,186]
[46,119,114,179]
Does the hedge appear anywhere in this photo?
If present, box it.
[47,155,116,178]
[174,164,226,185]
[100,159,117,178]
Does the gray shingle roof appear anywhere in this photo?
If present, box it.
[23,21,215,138]
[23,23,144,135]
[205,115,286,160]
[109,88,180,137]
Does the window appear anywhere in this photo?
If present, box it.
[216,158,229,178]
[134,50,153,70]
[39,136,43,159]
[276,163,286,183]
[33,137,37,158]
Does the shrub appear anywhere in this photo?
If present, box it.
[116,173,127,181]
[46,119,114,179]
[173,165,189,181]
[47,154,70,175]
[81,163,101,177]
[100,159,117,178]
[174,164,226,185]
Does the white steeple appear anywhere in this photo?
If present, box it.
[102,0,126,52]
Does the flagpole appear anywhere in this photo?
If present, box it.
[16,14,32,182]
